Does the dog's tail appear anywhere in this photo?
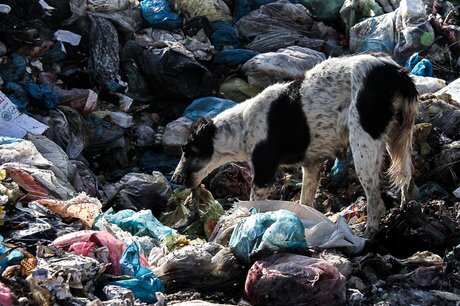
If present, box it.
[387,68,419,190]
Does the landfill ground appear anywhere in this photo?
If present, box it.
[0,0,460,305]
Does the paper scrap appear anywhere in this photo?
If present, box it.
[54,30,82,46]
[0,91,48,138]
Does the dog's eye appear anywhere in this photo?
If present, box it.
[190,145,200,155]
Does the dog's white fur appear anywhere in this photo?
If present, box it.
[173,54,419,237]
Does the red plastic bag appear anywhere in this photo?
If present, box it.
[245,253,346,306]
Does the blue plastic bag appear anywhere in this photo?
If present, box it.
[213,49,260,66]
[99,209,176,243]
[4,82,29,113]
[229,209,308,264]
[140,0,183,30]
[183,97,236,121]
[0,53,26,82]
[405,53,433,77]
[0,245,24,274]
[110,243,164,303]
[22,83,59,109]
[210,20,240,50]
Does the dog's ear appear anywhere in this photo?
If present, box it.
[183,117,216,157]
[191,117,212,131]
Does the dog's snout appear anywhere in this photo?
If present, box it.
[172,171,184,184]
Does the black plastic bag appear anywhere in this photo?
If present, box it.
[122,41,212,99]
[88,16,124,93]
[103,172,171,217]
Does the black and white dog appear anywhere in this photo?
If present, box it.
[172,53,419,237]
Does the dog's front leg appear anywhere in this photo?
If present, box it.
[250,185,271,201]
[299,163,322,206]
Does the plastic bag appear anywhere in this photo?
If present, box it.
[94,217,158,257]
[241,46,325,87]
[219,77,262,102]
[0,53,26,82]
[39,72,98,114]
[121,41,213,99]
[235,1,332,53]
[2,165,75,201]
[435,78,460,107]
[153,242,246,291]
[433,141,460,188]
[103,172,171,216]
[88,16,123,93]
[0,138,52,169]
[171,0,231,22]
[350,0,434,63]
[121,61,154,103]
[0,244,25,274]
[405,53,433,77]
[349,10,396,54]
[164,185,224,239]
[183,97,237,121]
[213,49,260,66]
[237,201,366,254]
[229,209,307,264]
[207,162,252,199]
[52,230,126,275]
[301,0,345,21]
[412,76,446,95]
[140,0,183,30]
[99,208,176,244]
[110,243,164,303]
[3,82,29,113]
[245,253,346,306]
[419,97,460,140]
[394,0,434,63]
[91,7,143,39]
[233,0,292,22]
[25,134,70,181]
[40,107,88,160]
[339,0,384,32]
[210,20,240,50]
[21,83,59,110]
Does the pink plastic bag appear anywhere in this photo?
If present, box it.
[245,253,346,306]
[53,230,149,275]
[0,283,13,306]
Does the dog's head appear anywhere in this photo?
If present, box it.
[172,118,217,188]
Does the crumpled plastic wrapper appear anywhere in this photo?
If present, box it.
[30,245,104,302]
[152,242,245,292]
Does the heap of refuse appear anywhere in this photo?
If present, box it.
[0,0,459,305]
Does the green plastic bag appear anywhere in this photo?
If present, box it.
[299,0,345,21]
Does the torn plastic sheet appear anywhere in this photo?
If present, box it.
[236,201,366,254]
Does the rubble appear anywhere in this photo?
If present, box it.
[0,0,459,304]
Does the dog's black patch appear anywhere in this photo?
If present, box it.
[183,118,216,158]
[252,79,310,187]
[357,63,418,139]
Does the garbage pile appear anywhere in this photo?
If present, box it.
[0,0,459,305]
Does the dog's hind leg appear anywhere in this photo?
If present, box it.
[300,163,322,206]
[349,122,386,238]
[250,142,279,201]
